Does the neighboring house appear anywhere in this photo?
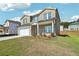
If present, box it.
[60,25,64,32]
[69,22,79,31]
[0,25,4,35]
[18,8,60,36]
[3,20,21,35]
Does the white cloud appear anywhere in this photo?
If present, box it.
[71,15,79,20]
[10,16,22,21]
[9,9,15,11]
[0,3,31,11]
[61,3,66,4]
[70,15,79,21]
[62,15,79,22]
[61,19,71,22]
[12,3,31,8]
[7,4,14,8]
[23,11,31,15]
[23,10,42,16]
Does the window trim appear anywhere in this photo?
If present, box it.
[44,12,52,20]
[32,16,38,22]
[45,25,52,33]
[23,18,27,24]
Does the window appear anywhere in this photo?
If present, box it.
[44,12,52,20]
[32,16,38,22]
[48,12,52,19]
[9,23,17,30]
[6,29,8,33]
[44,13,47,20]
[45,25,52,33]
[23,18,27,24]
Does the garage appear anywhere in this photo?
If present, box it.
[18,26,31,36]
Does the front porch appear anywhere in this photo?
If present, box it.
[31,21,56,36]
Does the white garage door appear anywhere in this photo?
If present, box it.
[19,29,30,36]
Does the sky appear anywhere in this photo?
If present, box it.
[0,3,79,24]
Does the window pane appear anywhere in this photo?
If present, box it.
[44,13,48,20]
[22,17,27,24]
[45,25,52,33]
[44,12,52,20]
[9,23,17,30]
[32,16,38,22]
[48,13,51,19]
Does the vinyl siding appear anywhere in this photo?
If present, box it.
[69,25,79,31]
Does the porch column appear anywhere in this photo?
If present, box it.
[52,22,54,33]
[37,23,39,35]
[52,22,56,36]
[29,26,31,36]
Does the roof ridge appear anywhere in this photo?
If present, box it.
[24,7,56,16]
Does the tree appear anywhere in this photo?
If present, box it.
[60,22,71,28]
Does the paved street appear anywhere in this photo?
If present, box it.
[0,36,20,41]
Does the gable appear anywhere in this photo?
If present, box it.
[4,21,9,27]
[39,9,56,17]
[20,15,31,25]
[36,9,56,21]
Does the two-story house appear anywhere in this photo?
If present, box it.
[0,25,4,35]
[4,20,21,35]
[18,8,60,36]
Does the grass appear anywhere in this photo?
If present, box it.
[0,31,79,56]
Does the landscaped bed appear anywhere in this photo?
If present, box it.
[0,31,79,56]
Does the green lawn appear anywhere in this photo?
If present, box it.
[0,31,79,56]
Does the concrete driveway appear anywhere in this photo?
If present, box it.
[0,36,20,41]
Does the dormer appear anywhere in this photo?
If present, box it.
[20,15,31,25]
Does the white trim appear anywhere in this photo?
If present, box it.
[37,23,39,35]
[52,22,54,32]
[32,23,38,25]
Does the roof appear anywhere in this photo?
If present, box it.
[20,15,30,20]
[18,23,31,27]
[70,22,79,25]
[20,8,56,20]
[7,20,20,23]
[32,8,56,16]
[31,7,56,16]
[4,20,21,24]
[0,25,3,27]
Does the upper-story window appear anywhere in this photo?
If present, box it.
[32,16,38,22]
[44,12,53,20]
[23,18,27,24]
[9,23,17,30]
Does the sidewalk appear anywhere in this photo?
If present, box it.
[0,36,20,41]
